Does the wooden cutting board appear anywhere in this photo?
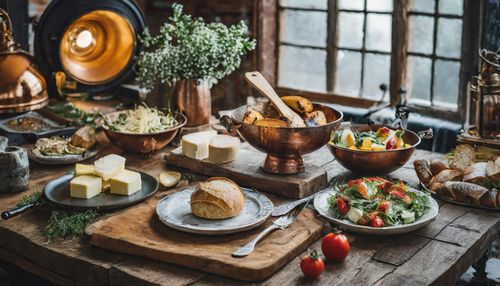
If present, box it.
[86,189,326,281]
[164,144,332,198]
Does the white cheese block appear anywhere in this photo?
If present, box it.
[70,175,102,199]
[208,135,240,164]
[94,154,126,181]
[347,207,363,224]
[110,169,142,196]
[182,131,217,160]
[75,164,95,176]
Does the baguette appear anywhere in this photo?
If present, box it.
[479,189,498,209]
[413,160,433,185]
[449,144,475,170]
[430,160,449,176]
[429,169,464,186]
[443,181,489,205]
[486,158,500,183]
[463,162,489,187]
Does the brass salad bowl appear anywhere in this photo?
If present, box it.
[328,124,433,175]
[221,103,343,174]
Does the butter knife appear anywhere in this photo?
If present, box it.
[271,193,317,217]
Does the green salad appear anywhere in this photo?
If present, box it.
[328,177,430,227]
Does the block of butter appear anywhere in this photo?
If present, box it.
[110,169,142,196]
[70,175,102,199]
[208,135,240,164]
[94,154,126,181]
[182,130,217,160]
[75,164,95,176]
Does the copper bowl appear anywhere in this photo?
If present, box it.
[100,111,186,154]
[221,103,343,174]
[328,124,433,175]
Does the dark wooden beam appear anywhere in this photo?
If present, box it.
[256,0,277,86]
[390,0,409,106]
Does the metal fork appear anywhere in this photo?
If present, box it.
[232,199,310,257]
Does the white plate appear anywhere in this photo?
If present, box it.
[156,186,274,235]
[28,144,99,165]
[313,188,439,235]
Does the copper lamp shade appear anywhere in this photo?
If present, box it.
[0,8,49,113]
[35,0,146,95]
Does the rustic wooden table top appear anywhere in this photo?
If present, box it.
[0,130,499,286]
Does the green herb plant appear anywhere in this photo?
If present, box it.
[136,3,256,90]
[45,210,99,242]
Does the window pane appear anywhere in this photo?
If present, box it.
[436,18,462,58]
[439,0,463,15]
[335,50,362,97]
[409,0,435,13]
[367,0,393,12]
[279,0,327,10]
[366,14,392,52]
[280,10,327,48]
[362,54,391,99]
[433,60,460,108]
[278,46,327,92]
[338,12,364,49]
[338,0,364,11]
[407,56,432,104]
[408,15,434,54]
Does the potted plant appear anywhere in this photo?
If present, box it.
[136,3,256,127]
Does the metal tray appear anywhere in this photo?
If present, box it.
[0,111,77,137]
[156,186,274,235]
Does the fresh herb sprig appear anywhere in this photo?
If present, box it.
[17,191,42,207]
[44,210,99,242]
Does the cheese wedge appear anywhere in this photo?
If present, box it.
[75,164,95,176]
[70,175,102,199]
[208,135,240,164]
[110,169,142,196]
[94,154,126,181]
[182,131,217,160]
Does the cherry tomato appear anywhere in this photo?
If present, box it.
[391,191,412,204]
[377,201,391,214]
[386,138,397,150]
[336,197,349,215]
[370,215,385,227]
[321,232,350,262]
[300,250,324,279]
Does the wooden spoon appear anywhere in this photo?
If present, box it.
[244,71,306,127]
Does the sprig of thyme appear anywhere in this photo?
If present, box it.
[17,191,42,207]
[44,210,99,242]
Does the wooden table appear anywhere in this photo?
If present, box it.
[0,132,499,286]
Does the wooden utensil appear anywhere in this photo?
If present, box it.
[244,71,306,127]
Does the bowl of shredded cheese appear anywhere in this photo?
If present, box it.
[100,106,186,153]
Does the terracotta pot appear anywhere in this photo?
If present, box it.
[172,79,211,127]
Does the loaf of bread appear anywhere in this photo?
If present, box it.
[486,158,500,183]
[190,177,245,219]
[430,160,449,176]
[414,160,433,185]
[463,162,489,187]
[449,144,475,170]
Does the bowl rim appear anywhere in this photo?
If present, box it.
[99,110,187,136]
[230,103,344,130]
[328,124,421,153]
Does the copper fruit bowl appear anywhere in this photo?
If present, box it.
[328,124,433,175]
[221,103,343,174]
[99,111,186,154]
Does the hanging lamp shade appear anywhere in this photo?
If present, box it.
[0,8,49,113]
[34,0,146,95]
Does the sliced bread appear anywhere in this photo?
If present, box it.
[449,144,475,170]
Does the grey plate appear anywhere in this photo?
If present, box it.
[28,144,100,165]
[0,112,77,136]
[314,188,439,235]
[156,186,274,235]
[421,182,500,212]
[43,171,158,211]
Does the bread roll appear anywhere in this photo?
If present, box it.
[444,181,489,205]
[430,160,449,176]
[463,162,489,187]
[190,177,245,219]
[449,144,475,170]
[429,169,464,186]
[414,160,433,185]
[486,158,500,183]
[480,189,498,209]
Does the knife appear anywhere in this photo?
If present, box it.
[271,193,317,217]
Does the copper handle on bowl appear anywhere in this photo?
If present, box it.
[417,128,433,139]
[220,115,241,133]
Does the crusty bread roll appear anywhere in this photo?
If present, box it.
[463,162,489,187]
[430,160,449,176]
[413,160,433,185]
[449,144,475,170]
[190,177,245,219]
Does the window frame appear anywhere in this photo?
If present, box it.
[255,0,483,122]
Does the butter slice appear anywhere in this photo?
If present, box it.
[70,175,102,199]
[75,164,95,176]
[110,169,142,196]
[182,131,217,160]
[208,135,240,164]
[94,154,126,181]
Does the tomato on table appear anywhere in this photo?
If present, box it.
[321,232,350,262]
[300,250,324,279]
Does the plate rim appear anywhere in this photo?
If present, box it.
[155,186,274,235]
[313,187,439,235]
[28,144,100,165]
[43,170,159,211]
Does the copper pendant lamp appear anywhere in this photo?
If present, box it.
[0,8,49,113]
[34,0,146,96]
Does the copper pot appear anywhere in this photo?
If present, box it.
[172,79,211,127]
[100,111,186,154]
[328,124,433,175]
[221,103,343,174]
